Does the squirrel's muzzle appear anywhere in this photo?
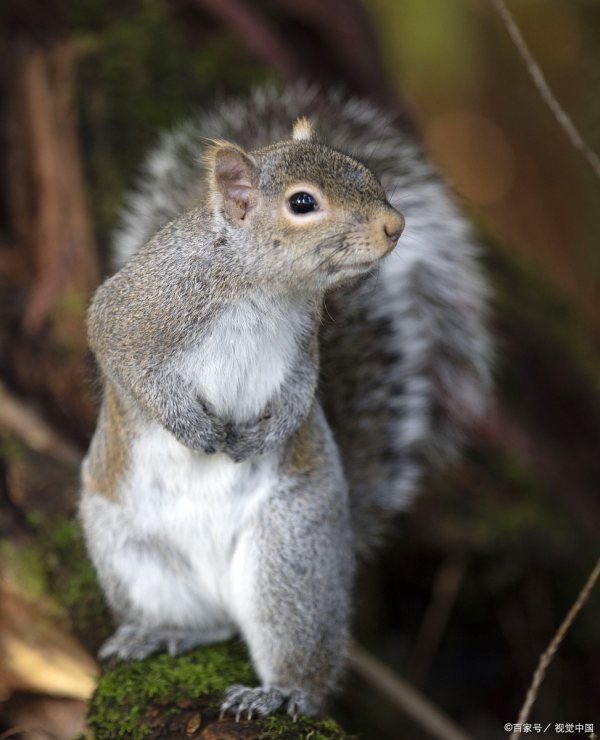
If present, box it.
[381,208,405,253]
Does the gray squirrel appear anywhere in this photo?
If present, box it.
[80,85,491,720]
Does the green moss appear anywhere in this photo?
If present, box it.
[0,518,103,626]
[0,541,48,601]
[42,518,112,648]
[257,714,349,739]
[0,437,25,461]
[88,641,350,739]
[88,641,248,739]
[48,520,105,604]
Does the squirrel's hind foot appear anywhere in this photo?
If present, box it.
[98,623,234,661]
[220,684,319,721]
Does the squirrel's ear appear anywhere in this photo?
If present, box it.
[205,141,259,223]
[292,117,316,142]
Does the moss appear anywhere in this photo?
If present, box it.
[1,519,99,622]
[87,640,350,739]
[0,437,25,462]
[257,714,350,739]
[40,517,112,649]
[49,520,108,607]
[0,540,50,604]
[88,641,248,738]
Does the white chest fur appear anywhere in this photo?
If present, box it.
[181,296,308,423]
[111,424,279,627]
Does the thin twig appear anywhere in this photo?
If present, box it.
[489,0,600,182]
[349,643,474,740]
[0,378,81,466]
[510,557,600,739]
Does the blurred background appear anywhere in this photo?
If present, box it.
[0,0,598,738]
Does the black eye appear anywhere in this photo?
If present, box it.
[289,192,318,214]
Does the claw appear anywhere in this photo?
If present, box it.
[221,684,287,720]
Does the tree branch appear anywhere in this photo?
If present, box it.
[349,643,474,740]
[489,0,600,182]
[511,557,600,737]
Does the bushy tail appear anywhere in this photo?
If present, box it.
[113,84,492,555]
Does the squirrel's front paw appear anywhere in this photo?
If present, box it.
[223,430,252,463]
[220,684,319,720]
[169,402,225,454]
[221,684,285,720]
[223,420,268,462]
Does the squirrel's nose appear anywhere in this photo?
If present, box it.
[382,210,405,249]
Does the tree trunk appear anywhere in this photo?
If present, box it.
[1,37,99,440]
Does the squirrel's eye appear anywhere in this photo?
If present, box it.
[289,192,318,214]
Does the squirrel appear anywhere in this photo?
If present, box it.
[80,85,491,720]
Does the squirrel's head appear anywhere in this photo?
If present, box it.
[203,118,404,289]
